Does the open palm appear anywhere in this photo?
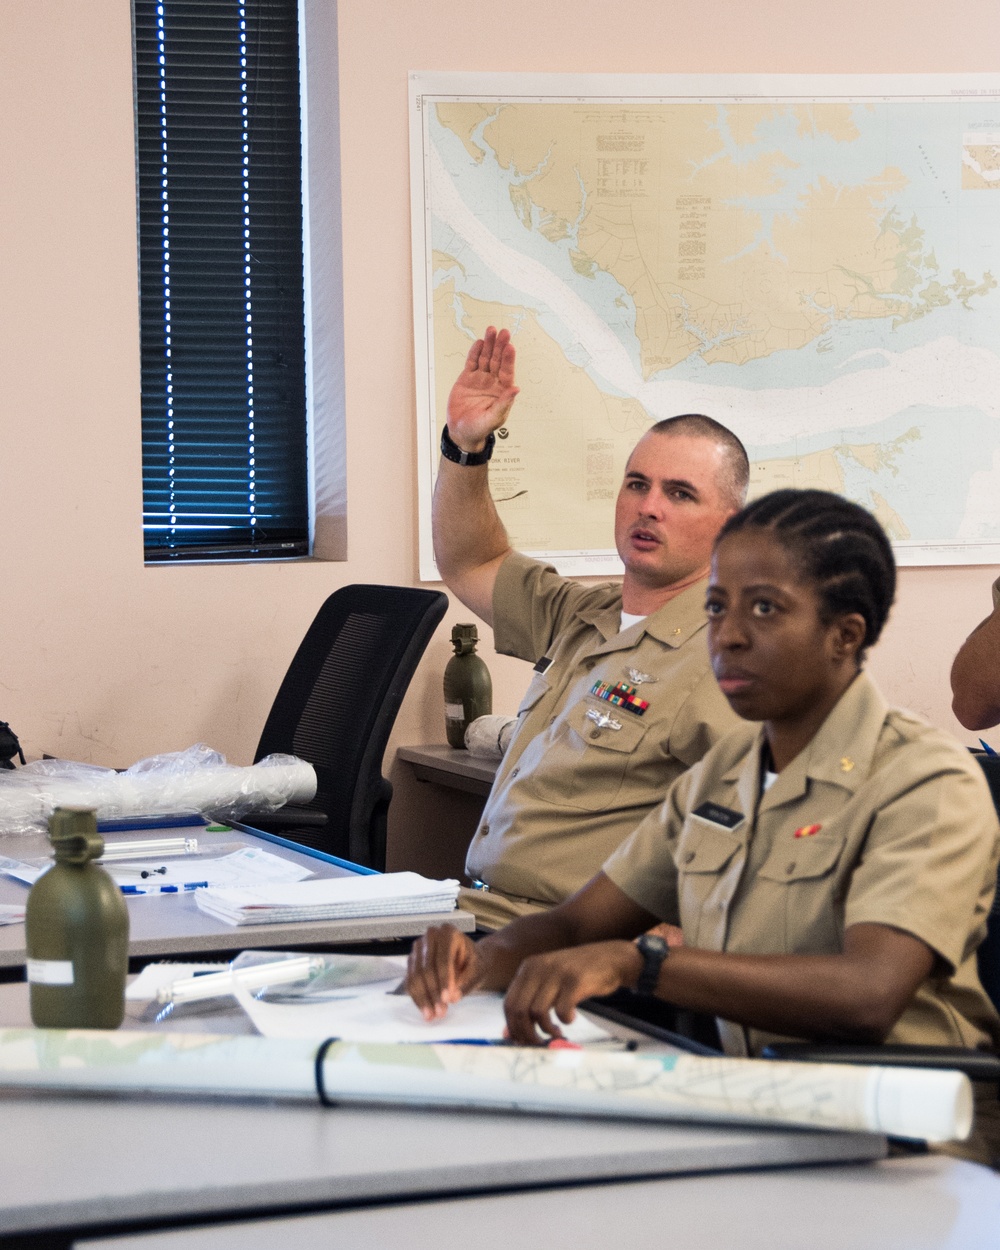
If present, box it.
[446,326,520,450]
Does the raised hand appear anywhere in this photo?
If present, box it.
[405,923,483,1020]
[446,326,519,453]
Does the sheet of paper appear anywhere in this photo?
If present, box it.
[0,903,25,926]
[111,847,313,891]
[0,855,43,886]
[236,983,611,1045]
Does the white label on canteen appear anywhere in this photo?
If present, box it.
[445,703,465,719]
[27,958,74,986]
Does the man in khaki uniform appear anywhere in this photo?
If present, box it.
[435,327,745,929]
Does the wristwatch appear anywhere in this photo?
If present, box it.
[633,933,669,996]
[441,423,495,466]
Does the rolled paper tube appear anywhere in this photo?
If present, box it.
[0,1030,973,1144]
[464,716,517,760]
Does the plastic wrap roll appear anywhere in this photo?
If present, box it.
[464,715,516,760]
[0,745,317,835]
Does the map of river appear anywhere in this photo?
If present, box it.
[411,74,1000,575]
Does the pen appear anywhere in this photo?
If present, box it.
[979,738,998,757]
[120,881,209,896]
[157,955,324,1004]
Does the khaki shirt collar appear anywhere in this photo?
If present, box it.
[578,577,709,653]
[722,671,888,813]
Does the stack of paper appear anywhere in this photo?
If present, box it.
[195,871,460,926]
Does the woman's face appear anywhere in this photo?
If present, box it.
[706,529,862,727]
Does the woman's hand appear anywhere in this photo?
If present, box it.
[405,924,483,1020]
[503,940,642,1045]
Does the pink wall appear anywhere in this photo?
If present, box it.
[0,0,998,775]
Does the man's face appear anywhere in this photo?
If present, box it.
[614,432,736,592]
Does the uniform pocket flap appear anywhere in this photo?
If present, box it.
[566,700,648,755]
[757,834,845,883]
[675,821,742,874]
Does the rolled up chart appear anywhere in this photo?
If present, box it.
[0,1028,972,1143]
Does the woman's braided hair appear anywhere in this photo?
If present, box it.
[715,489,897,657]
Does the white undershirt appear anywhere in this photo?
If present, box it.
[619,611,647,633]
[762,769,779,791]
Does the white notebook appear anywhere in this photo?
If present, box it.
[195,871,460,926]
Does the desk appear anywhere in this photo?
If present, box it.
[395,744,499,798]
[76,1155,1000,1250]
[388,746,499,881]
[0,822,473,973]
[0,983,888,1246]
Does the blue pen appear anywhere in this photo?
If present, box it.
[121,881,209,896]
[980,738,998,757]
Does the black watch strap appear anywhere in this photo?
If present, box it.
[441,424,495,466]
[633,933,669,996]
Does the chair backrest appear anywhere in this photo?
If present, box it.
[973,754,1000,1015]
[255,584,448,869]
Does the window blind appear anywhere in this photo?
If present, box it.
[134,0,309,561]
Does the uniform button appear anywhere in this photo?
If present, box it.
[481,824,490,836]
[785,862,796,875]
[510,767,519,777]
[589,728,601,739]
[683,850,696,864]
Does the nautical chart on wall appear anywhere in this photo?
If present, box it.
[410,73,1000,577]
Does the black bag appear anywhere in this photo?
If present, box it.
[0,721,25,770]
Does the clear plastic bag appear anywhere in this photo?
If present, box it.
[0,744,317,836]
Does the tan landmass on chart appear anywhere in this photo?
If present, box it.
[748,429,920,529]
[842,426,920,474]
[870,491,911,540]
[433,250,465,276]
[434,103,496,163]
[962,144,1000,189]
[436,102,994,374]
[432,280,651,551]
[795,104,861,143]
[748,450,846,499]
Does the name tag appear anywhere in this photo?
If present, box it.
[692,801,744,829]
[533,656,553,674]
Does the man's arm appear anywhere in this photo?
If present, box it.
[432,327,519,625]
[951,602,1000,730]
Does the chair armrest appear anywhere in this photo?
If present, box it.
[224,806,329,831]
[761,1042,1000,1082]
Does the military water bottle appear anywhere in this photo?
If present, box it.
[25,806,129,1029]
[444,623,493,748]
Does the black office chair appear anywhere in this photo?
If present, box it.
[762,752,1000,1084]
[245,584,448,871]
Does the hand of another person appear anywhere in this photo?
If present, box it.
[405,923,483,1019]
[503,941,642,1046]
[646,922,684,947]
[446,326,519,452]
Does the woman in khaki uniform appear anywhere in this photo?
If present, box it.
[408,490,1000,1085]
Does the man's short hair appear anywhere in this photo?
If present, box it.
[646,414,749,510]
